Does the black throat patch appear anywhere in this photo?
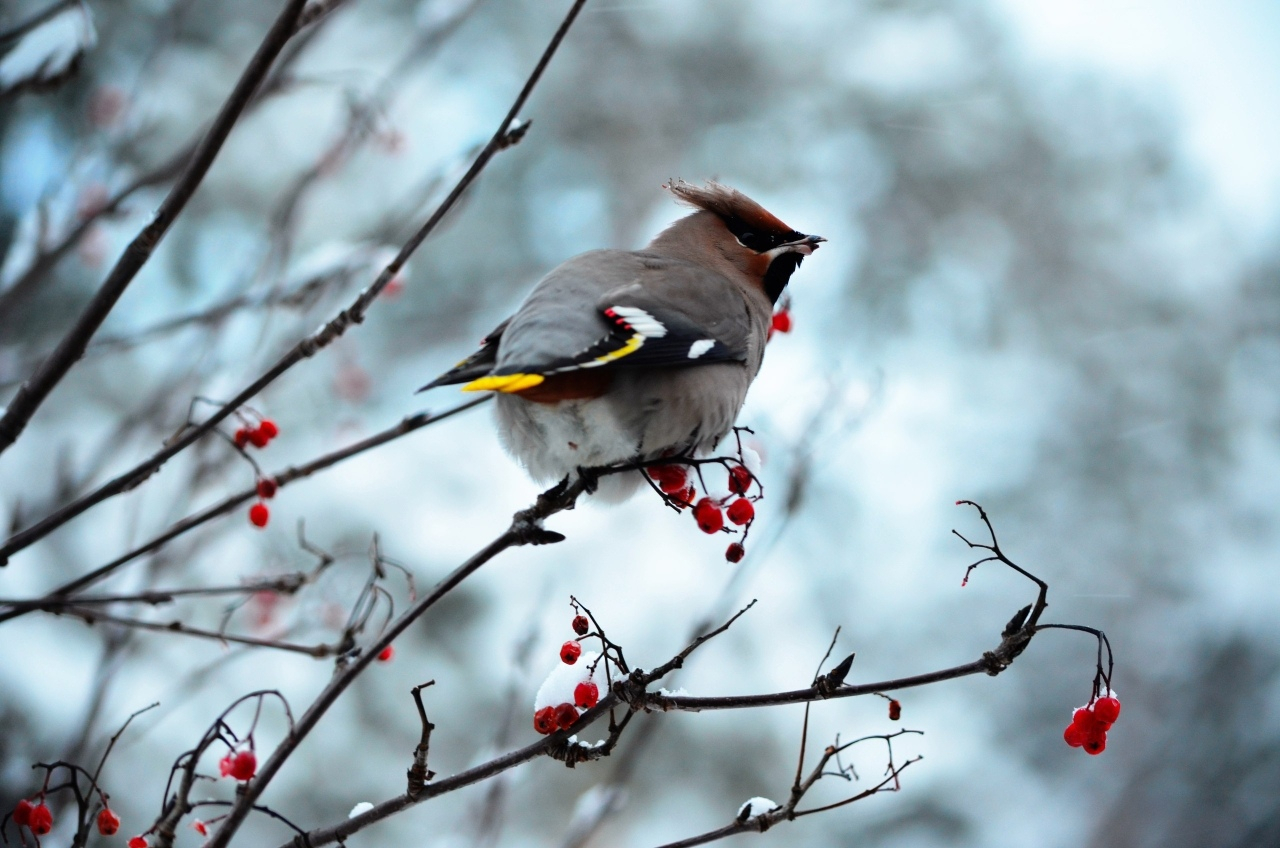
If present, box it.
[763,253,802,304]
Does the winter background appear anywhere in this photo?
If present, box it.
[2,0,1279,846]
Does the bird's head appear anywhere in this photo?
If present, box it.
[661,179,825,303]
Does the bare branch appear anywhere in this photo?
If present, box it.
[0,0,588,563]
[0,0,309,457]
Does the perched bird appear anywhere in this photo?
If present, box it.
[421,180,824,499]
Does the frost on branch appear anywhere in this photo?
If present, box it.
[0,4,97,96]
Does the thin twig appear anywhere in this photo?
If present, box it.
[0,0,309,457]
[0,0,584,560]
[0,397,488,621]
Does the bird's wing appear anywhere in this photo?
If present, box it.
[462,251,751,394]
[417,317,511,391]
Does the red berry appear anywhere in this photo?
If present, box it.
[560,640,582,664]
[1083,730,1107,755]
[219,753,235,777]
[693,498,724,533]
[13,799,32,827]
[771,310,792,334]
[229,750,257,781]
[249,502,269,528]
[554,702,579,731]
[571,615,589,636]
[1093,696,1121,724]
[193,820,208,836]
[728,465,753,495]
[258,419,279,439]
[234,428,250,449]
[377,645,394,662]
[726,498,754,525]
[248,427,270,448]
[574,681,599,709]
[888,699,902,721]
[533,706,558,735]
[650,464,687,494]
[673,486,697,509]
[129,838,149,848]
[725,542,745,563]
[98,808,121,836]
[1063,723,1087,748]
[256,478,278,499]
[29,803,52,835]
[1071,707,1097,731]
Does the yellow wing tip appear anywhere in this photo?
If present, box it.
[462,373,545,393]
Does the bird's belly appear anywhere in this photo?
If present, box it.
[494,394,637,483]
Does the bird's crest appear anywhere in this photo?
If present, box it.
[663,179,795,238]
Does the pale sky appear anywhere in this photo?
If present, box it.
[996,0,1280,240]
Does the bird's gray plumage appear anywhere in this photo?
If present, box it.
[421,182,821,500]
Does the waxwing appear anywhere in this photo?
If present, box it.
[420,180,824,500]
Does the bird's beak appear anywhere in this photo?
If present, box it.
[785,234,826,255]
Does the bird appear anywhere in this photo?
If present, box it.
[420,180,824,500]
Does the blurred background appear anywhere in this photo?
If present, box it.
[2,0,1279,845]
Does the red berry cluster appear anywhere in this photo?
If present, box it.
[232,415,282,529]
[218,748,258,781]
[648,451,762,563]
[1063,692,1122,756]
[12,799,53,836]
[234,417,279,450]
[532,615,602,736]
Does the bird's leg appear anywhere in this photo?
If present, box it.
[574,466,600,495]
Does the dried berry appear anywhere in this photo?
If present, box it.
[574,681,599,709]
[554,702,579,731]
[560,640,582,664]
[98,808,121,836]
[29,803,52,835]
[256,478,278,499]
[888,699,902,721]
[533,706,558,735]
[571,615,590,636]
[725,542,745,563]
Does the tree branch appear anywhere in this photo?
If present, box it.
[0,396,489,620]
[0,0,309,457]
[0,0,588,563]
